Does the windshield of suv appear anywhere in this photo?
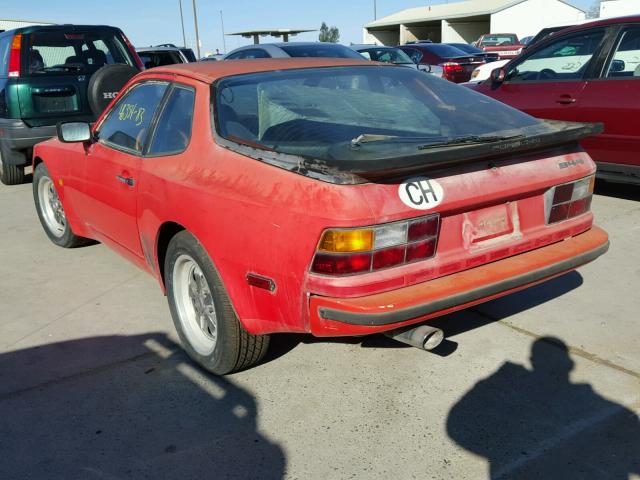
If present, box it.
[214,65,555,163]
[23,29,135,75]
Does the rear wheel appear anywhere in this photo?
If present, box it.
[33,163,88,247]
[165,231,270,374]
[0,149,25,185]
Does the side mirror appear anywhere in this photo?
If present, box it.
[610,59,625,73]
[491,67,507,84]
[57,122,92,143]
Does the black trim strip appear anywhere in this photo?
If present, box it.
[318,240,609,326]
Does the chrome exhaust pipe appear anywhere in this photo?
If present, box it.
[384,325,444,351]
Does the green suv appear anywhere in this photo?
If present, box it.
[0,25,142,184]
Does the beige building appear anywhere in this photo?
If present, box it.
[363,0,585,45]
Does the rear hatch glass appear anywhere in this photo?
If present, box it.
[19,28,136,124]
[214,65,598,180]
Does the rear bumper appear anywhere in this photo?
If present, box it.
[309,226,609,336]
[0,119,57,165]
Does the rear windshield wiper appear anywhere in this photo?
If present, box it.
[350,134,442,149]
[417,134,525,150]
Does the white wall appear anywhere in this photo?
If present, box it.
[491,0,586,40]
[600,0,638,19]
[362,28,399,45]
[441,20,489,43]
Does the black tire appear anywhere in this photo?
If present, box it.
[87,64,139,117]
[33,163,89,248]
[0,149,25,185]
[165,231,270,375]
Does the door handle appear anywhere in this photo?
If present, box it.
[556,94,576,105]
[116,174,135,186]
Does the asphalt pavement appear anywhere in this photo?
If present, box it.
[1,180,639,479]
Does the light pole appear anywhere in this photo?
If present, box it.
[219,10,226,53]
[178,0,187,47]
[374,0,377,20]
[192,0,201,58]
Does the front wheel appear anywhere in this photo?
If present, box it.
[33,162,89,247]
[165,231,270,374]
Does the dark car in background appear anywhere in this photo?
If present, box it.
[155,43,196,62]
[137,46,190,68]
[0,24,142,184]
[446,43,500,63]
[223,42,364,60]
[398,43,484,83]
[472,15,640,185]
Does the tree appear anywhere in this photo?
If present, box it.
[319,22,340,43]
[586,0,601,19]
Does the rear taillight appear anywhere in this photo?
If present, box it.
[544,175,595,224]
[311,215,440,276]
[441,62,463,74]
[121,32,145,70]
[8,34,22,78]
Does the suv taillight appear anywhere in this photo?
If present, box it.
[8,34,22,78]
[311,215,440,276]
[544,175,595,224]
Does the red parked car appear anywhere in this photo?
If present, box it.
[32,59,608,374]
[473,33,526,59]
[398,43,485,82]
[472,16,640,185]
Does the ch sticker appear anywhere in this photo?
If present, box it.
[398,177,444,210]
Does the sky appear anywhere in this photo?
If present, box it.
[2,0,595,56]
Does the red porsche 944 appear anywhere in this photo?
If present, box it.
[32,59,608,373]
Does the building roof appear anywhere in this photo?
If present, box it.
[365,0,584,28]
[226,29,315,37]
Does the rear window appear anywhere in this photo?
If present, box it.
[421,44,470,58]
[138,50,184,68]
[22,29,135,76]
[360,48,414,64]
[214,65,549,164]
[279,44,364,59]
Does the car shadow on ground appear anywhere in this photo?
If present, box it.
[0,333,286,480]
[446,336,640,479]
[265,271,583,363]
[595,179,640,201]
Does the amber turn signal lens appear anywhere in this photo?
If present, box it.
[318,229,374,253]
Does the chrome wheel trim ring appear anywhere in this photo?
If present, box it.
[172,254,218,356]
[38,176,66,238]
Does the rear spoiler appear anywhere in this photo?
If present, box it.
[217,120,602,185]
[330,120,603,180]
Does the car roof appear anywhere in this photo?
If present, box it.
[2,24,121,35]
[137,46,183,52]
[144,57,379,83]
[351,44,398,50]
[553,14,640,33]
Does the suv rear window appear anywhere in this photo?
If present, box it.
[22,29,135,76]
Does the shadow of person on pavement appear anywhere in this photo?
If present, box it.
[446,337,640,479]
[0,333,286,480]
